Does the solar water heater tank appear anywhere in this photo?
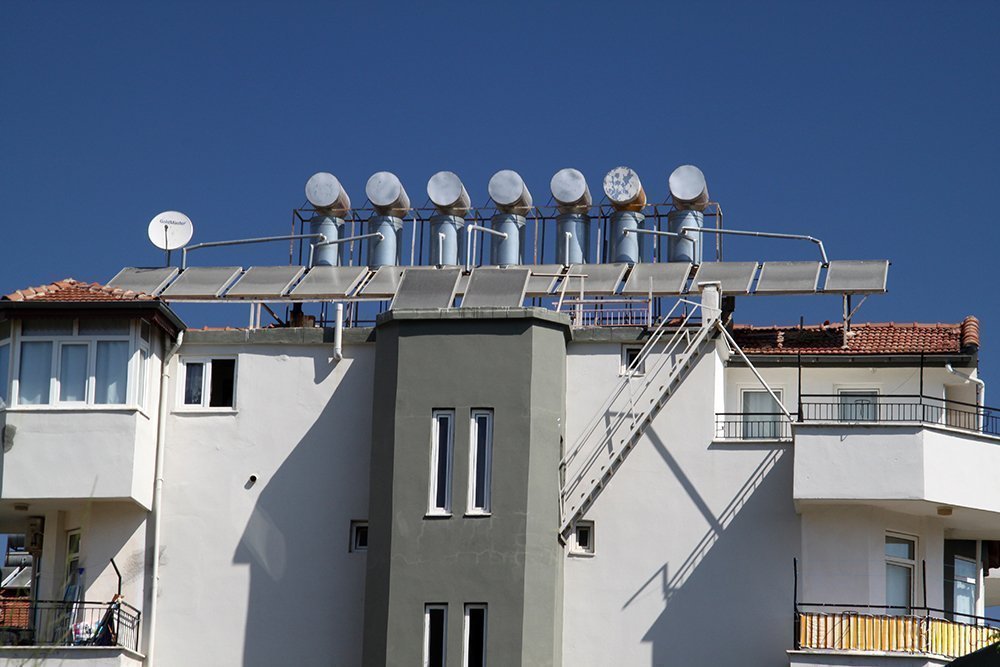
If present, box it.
[427,171,470,266]
[668,165,708,263]
[305,172,351,266]
[366,171,409,268]
[604,166,649,264]
[551,168,592,265]
[487,170,531,265]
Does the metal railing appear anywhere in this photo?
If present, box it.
[567,304,652,328]
[799,394,1000,438]
[715,413,793,441]
[0,599,140,652]
[795,604,1000,659]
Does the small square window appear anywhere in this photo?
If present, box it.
[181,358,237,409]
[621,346,645,375]
[350,521,368,552]
[570,521,595,556]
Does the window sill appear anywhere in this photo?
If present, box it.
[2,405,144,415]
[424,512,453,519]
[568,550,596,558]
[464,511,492,518]
[172,407,239,415]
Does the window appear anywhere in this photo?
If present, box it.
[429,411,454,515]
[954,556,978,620]
[63,529,82,601]
[468,410,493,514]
[741,389,783,439]
[0,323,11,408]
[840,390,878,422]
[885,534,916,614]
[424,604,447,667]
[180,358,237,408]
[621,346,645,375]
[12,317,136,407]
[570,521,595,556]
[464,604,487,667]
[350,521,368,552]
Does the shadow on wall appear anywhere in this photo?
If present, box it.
[632,430,799,666]
[232,350,372,667]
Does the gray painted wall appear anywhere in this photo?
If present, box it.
[363,309,568,667]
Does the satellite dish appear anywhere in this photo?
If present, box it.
[148,211,194,251]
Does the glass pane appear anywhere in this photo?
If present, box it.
[137,348,148,408]
[840,391,878,421]
[956,557,978,580]
[209,359,236,407]
[886,563,912,612]
[0,343,9,407]
[21,319,73,336]
[427,607,446,667]
[473,414,491,510]
[955,580,976,619]
[743,391,781,439]
[78,318,130,335]
[466,607,486,667]
[434,416,451,509]
[140,320,151,342]
[886,536,915,560]
[0,320,10,340]
[18,341,53,405]
[184,363,204,405]
[59,344,89,402]
[94,341,129,404]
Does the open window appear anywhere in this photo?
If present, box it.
[569,521,595,556]
[621,346,645,376]
[180,357,237,409]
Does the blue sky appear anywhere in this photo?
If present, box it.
[2,1,998,381]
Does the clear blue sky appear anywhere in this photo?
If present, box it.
[2,2,998,382]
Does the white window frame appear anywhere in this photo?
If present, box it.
[836,386,880,423]
[739,387,785,440]
[428,410,455,516]
[885,531,917,613]
[463,603,488,667]
[569,520,595,557]
[0,328,13,409]
[177,356,238,411]
[424,604,448,667]
[953,554,978,620]
[621,345,645,376]
[10,318,139,409]
[467,410,493,516]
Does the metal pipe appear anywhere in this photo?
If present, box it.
[680,227,829,264]
[465,224,508,272]
[563,232,571,268]
[945,363,986,427]
[147,329,185,666]
[716,321,793,420]
[182,234,326,269]
[624,228,682,238]
[313,231,384,247]
[333,303,344,361]
[437,233,445,267]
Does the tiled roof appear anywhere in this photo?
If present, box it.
[732,317,979,355]
[3,278,155,303]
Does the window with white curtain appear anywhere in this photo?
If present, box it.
[12,317,141,407]
[741,389,783,439]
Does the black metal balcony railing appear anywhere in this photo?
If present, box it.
[799,394,1000,438]
[0,599,140,652]
[715,413,793,441]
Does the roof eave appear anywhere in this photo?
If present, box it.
[728,352,976,367]
[0,300,185,338]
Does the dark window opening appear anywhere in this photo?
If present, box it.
[466,605,487,667]
[209,359,236,407]
[426,605,447,667]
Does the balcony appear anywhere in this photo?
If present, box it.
[792,604,999,664]
[715,412,793,441]
[799,394,999,439]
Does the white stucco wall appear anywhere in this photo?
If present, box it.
[153,340,373,667]
[562,339,801,666]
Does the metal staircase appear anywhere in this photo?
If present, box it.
[559,296,721,537]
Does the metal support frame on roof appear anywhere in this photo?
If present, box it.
[681,227,828,264]
[182,233,328,269]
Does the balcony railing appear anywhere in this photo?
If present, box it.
[715,412,793,441]
[0,598,140,652]
[799,394,1000,438]
[795,604,1000,660]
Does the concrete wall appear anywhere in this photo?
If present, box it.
[153,333,374,667]
[363,310,567,667]
[562,337,801,666]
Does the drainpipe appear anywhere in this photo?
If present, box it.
[333,303,344,361]
[945,363,986,430]
[146,329,184,666]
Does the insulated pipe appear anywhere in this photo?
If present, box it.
[603,166,646,212]
[679,227,829,264]
[488,170,533,215]
[945,364,986,427]
[305,172,351,216]
[182,234,327,269]
[668,164,710,211]
[333,303,344,361]
[366,171,411,217]
[465,224,508,272]
[147,329,185,667]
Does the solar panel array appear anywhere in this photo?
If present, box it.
[107,259,889,305]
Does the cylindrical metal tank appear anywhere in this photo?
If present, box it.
[668,165,710,211]
[668,209,703,263]
[305,172,352,217]
[556,213,590,265]
[603,166,646,212]
[366,171,411,217]
[489,213,526,266]
[427,171,471,216]
[488,170,533,215]
[368,215,404,267]
[551,168,591,213]
[429,214,465,266]
[610,211,648,265]
[309,214,345,266]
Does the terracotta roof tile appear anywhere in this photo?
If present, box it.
[732,320,974,355]
[3,279,155,303]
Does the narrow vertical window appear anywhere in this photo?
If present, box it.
[58,344,89,402]
[209,358,236,407]
[424,604,447,667]
[184,362,205,405]
[469,410,493,514]
[94,340,129,404]
[0,341,9,407]
[18,341,53,405]
[464,604,487,667]
[885,533,916,615]
[429,411,454,514]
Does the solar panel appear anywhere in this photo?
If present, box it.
[106,267,179,296]
[159,267,243,299]
[224,266,305,299]
[553,263,628,296]
[691,262,759,294]
[358,267,406,298]
[823,260,889,293]
[620,263,692,296]
[524,264,566,296]
[288,266,367,299]
[391,268,461,310]
[460,268,529,308]
[755,261,821,294]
